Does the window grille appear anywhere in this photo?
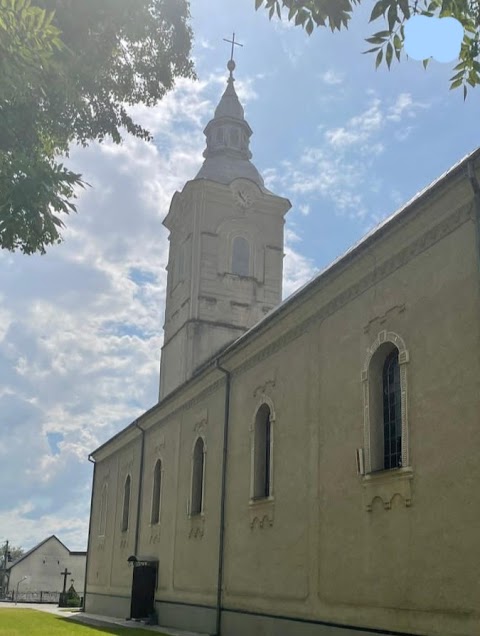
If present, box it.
[122,475,131,532]
[151,460,162,525]
[253,405,271,499]
[383,350,402,469]
[191,438,204,515]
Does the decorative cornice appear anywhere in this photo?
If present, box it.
[249,498,275,529]
[154,435,166,455]
[362,468,413,511]
[253,379,276,398]
[193,409,208,433]
[363,303,406,334]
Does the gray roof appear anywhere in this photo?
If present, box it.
[195,155,266,189]
[194,64,268,192]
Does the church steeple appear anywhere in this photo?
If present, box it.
[159,51,291,400]
[195,59,265,189]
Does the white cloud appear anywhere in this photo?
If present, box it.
[265,92,429,223]
[320,70,344,85]
[283,229,318,299]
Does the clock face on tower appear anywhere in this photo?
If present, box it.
[231,182,256,210]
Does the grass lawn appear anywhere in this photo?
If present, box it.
[0,609,169,636]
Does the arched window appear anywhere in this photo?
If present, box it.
[383,350,402,470]
[253,404,272,499]
[99,484,108,537]
[121,475,131,532]
[363,333,409,474]
[191,438,205,516]
[232,237,250,277]
[151,459,162,525]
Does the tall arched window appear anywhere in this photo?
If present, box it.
[383,350,402,469]
[99,484,108,537]
[121,475,131,532]
[191,438,205,516]
[151,459,162,525]
[363,334,408,473]
[253,404,272,499]
[232,237,250,277]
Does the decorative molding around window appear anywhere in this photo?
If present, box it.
[188,514,205,539]
[362,467,413,512]
[193,409,208,434]
[154,434,166,455]
[253,379,276,398]
[249,397,275,528]
[98,483,108,537]
[121,474,131,533]
[361,330,412,511]
[189,436,206,518]
[150,459,163,526]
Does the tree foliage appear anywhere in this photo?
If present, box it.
[256,0,480,96]
[0,0,194,254]
[0,542,24,566]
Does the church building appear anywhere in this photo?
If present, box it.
[84,58,480,636]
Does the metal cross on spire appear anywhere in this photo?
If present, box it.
[223,32,243,62]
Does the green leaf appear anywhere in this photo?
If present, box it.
[423,58,430,69]
[398,0,410,18]
[376,48,383,68]
[387,3,398,31]
[255,0,263,9]
[386,42,393,68]
[450,77,463,89]
[394,33,402,60]
[370,1,387,22]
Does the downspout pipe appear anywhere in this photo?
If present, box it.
[214,360,231,636]
[83,454,96,612]
[133,421,146,558]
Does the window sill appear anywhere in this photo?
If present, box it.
[249,495,274,506]
[362,466,413,511]
[248,496,274,529]
[188,513,205,539]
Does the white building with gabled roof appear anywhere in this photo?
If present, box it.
[5,535,85,602]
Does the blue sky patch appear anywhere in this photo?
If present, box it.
[103,321,149,339]
[129,267,157,286]
[47,432,63,456]
[404,15,464,63]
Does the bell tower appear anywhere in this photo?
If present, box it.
[159,56,291,399]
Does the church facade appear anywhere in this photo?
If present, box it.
[84,61,480,636]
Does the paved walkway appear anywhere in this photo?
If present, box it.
[0,602,208,636]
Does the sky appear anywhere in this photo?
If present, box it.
[1,0,479,553]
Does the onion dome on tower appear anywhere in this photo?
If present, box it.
[195,59,267,190]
